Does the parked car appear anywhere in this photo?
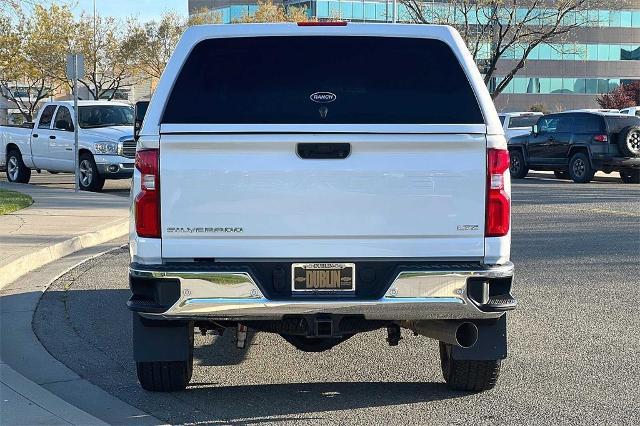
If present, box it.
[128,23,516,393]
[619,106,640,117]
[508,112,640,183]
[498,112,543,141]
[0,100,135,191]
[563,108,620,113]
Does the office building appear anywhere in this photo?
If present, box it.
[189,0,640,111]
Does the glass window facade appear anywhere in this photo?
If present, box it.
[212,5,257,23]
[204,1,639,29]
[206,2,639,29]
[309,3,640,27]
[317,0,329,17]
[495,43,640,62]
[497,77,639,95]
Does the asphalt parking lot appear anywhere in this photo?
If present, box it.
[17,171,131,197]
[11,169,627,197]
[33,176,640,425]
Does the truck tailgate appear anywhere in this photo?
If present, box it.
[160,133,486,259]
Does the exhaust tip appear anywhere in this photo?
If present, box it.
[455,322,479,348]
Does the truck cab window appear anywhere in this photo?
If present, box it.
[38,105,57,129]
[78,105,134,128]
[53,107,73,132]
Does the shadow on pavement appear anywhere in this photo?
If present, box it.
[195,331,255,366]
[179,381,459,420]
[26,286,466,424]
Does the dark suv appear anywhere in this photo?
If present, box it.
[508,112,640,183]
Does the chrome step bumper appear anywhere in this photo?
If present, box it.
[129,262,515,321]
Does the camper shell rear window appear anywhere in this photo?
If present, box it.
[162,36,484,125]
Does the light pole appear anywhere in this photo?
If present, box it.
[66,54,83,192]
[73,59,79,192]
[94,0,97,37]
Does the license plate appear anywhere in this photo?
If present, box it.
[292,263,355,292]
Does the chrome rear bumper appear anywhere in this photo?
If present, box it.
[129,262,515,321]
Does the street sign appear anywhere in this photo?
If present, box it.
[66,54,85,80]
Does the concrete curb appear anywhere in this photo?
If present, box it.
[0,218,129,290]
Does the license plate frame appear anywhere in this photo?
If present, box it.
[291,263,356,292]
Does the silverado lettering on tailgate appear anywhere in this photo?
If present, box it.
[165,227,243,233]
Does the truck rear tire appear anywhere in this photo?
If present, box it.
[6,149,31,183]
[439,342,501,392]
[568,153,595,183]
[136,359,193,392]
[509,150,528,179]
[78,153,105,192]
[136,325,194,392]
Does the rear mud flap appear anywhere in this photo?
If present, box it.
[132,313,192,362]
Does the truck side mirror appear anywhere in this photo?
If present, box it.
[134,100,150,142]
[532,124,538,136]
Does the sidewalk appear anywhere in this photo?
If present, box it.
[0,182,144,425]
[0,181,129,289]
[528,170,621,183]
[1,363,108,425]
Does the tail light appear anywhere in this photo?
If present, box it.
[486,149,510,237]
[135,149,160,238]
[593,134,608,142]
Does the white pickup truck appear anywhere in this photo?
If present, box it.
[1,100,135,191]
[498,111,543,142]
[128,23,516,393]
[619,106,640,117]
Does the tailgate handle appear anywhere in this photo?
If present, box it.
[297,143,350,159]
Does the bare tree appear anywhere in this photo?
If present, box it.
[0,5,72,121]
[399,0,613,98]
[0,0,37,11]
[232,0,309,23]
[0,80,52,123]
[124,10,221,83]
[72,13,139,100]
[126,2,309,85]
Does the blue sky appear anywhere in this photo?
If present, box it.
[70,0,187,22]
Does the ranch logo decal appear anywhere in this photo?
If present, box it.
[309,92,337,103]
